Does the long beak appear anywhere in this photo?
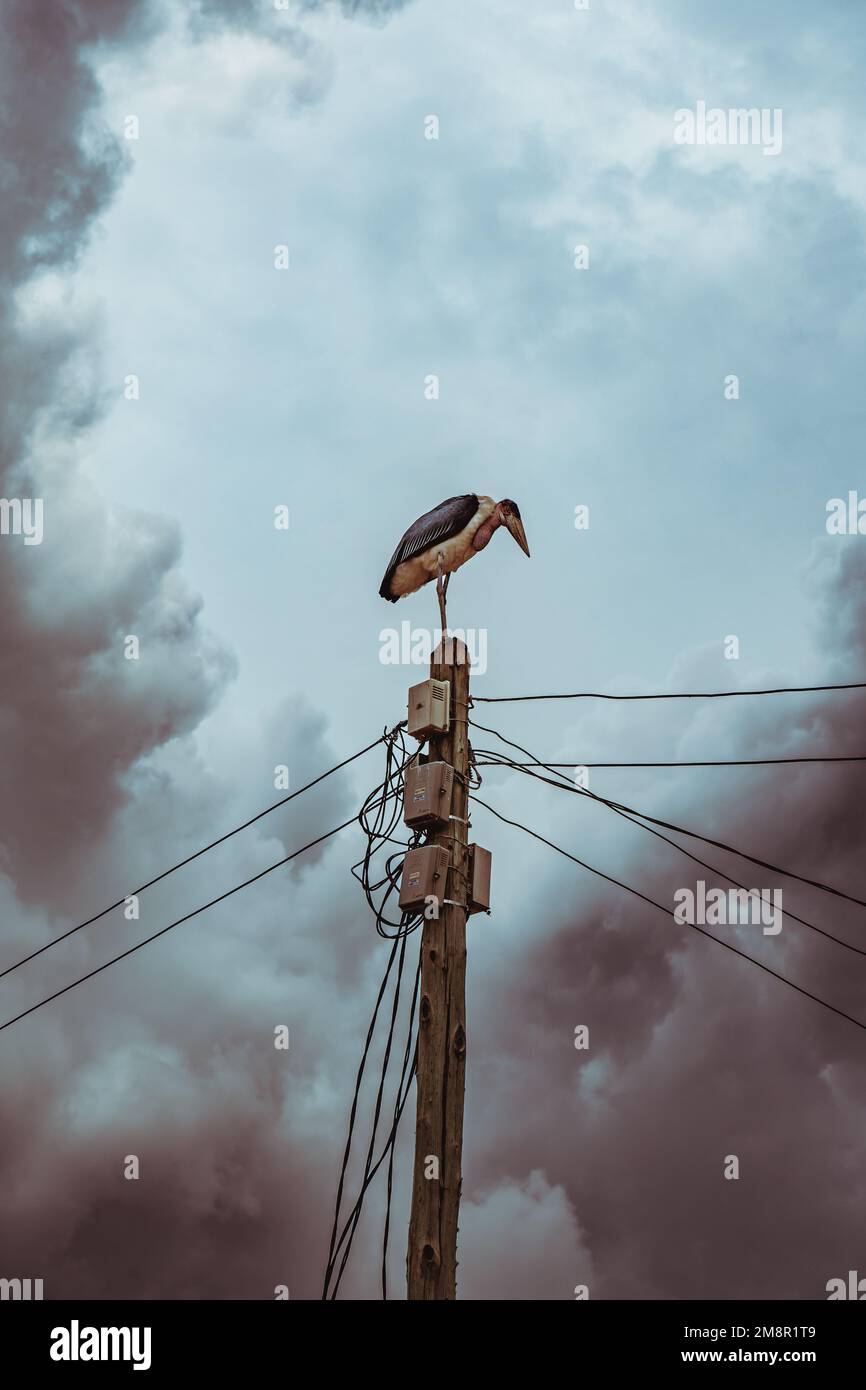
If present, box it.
[506,513,530,557]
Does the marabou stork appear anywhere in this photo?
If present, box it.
[379,494,530,632]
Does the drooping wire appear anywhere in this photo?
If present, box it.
[475,755,866,768]
[474,681,866,704]
[322,724,427,1300]
[321,925,420,1300]
[350,722,425,939]
[0,731,389,982]
[475,748,866,960]
[470,718,866,911]
[381,977,419,1300]
[0,815,360,1035]
[471,792,866,1036]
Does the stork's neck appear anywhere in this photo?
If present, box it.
[472,509,501,552]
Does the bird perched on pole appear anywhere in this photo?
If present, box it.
[379,494,530,634]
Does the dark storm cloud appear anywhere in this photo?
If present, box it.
[0,674,397,1291]
[0,0,417,1304]
[0,0,404,893]
[0,0,235,896]
[0,1,141,470]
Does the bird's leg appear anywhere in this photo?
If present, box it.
[436,551,448,639]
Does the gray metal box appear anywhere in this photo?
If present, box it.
[403,760,454,830]
[467,844,492,915]
[407,678,450,741]
[399,844,451,912]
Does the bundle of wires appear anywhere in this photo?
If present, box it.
[350,721,426,940]
[322,723,426,1299]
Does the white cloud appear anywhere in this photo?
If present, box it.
[459,1169,594,1300]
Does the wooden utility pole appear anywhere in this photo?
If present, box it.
[406,637,470,1299]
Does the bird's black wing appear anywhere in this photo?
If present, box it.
[379,494,479,599]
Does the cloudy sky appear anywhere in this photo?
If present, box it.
[1,0,865,1300]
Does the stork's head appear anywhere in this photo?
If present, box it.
[496,499,530,557]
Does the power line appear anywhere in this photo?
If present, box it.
[475,755,866,769]
[471,793,866,1036]
[0,731,390,983]
[0,816,358,1036]
[350,723,424,940]
[474,680,866,704]
[322,940,420,1301]
[323,725,423,1300]
[475,722,866,955]
[479,752,866,960]
[470,719,866,911]
[322,929,419,1299]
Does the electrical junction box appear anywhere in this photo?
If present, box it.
[407,678,450,741]
[399,844,451,912]
[467,844,492,915]
[403,760,454,830]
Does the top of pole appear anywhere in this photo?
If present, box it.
[431,635,470,667]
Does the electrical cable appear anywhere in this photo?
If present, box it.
[478,751,866,960]
[0,815,358,1035]
[474,681,866,704]
[0,731,390,982]
[470,719,866,911]
[471,793,866,1035]
[475,755,866,768]
[322,724,426,1300]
